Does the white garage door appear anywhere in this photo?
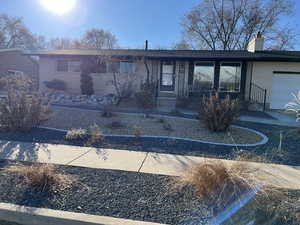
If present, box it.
[271,73,300,109]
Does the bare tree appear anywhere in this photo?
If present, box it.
[173,39,193,50]
[182,0,297,50]
[81,29,118,49]
[0,14,44,50]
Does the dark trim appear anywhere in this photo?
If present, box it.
[240,61,247,100]
[147,56,300,62]
[213,61,220,90]
[188,61,194,85]
[273,71,300,74]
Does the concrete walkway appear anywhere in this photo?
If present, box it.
[1,140,300,190]
[240,111,299,127]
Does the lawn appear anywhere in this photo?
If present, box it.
[43,107,263,145]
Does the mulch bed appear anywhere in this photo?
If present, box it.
[0,159,209,225]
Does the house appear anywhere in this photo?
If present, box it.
[27,34,300,110]
[0,49,39,90]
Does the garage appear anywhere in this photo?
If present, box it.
[271,72,300,109]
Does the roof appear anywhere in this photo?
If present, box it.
[0,48,22,53]
[25,49,300,62]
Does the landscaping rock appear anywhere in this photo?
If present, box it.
[43,91,119,106]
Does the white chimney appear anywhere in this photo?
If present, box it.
[247,32,264,52]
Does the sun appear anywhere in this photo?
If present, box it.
[40,0,77,15]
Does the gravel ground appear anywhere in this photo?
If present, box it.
[0,160,210,225]
[43,108,262,145]
[235,121,300,166]
[0,221,22,225]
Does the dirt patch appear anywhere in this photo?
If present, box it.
[43,107,263,145]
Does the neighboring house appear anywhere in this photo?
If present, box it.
[28,33,300,110]
[0,49,39,90]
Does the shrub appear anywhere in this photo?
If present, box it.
[201,94,239,132]
[106,120,123,129]
[163,122,173,131]
[0,77,52,132]
[101,104,113,118]
[6,163,75,192]
[65,128,88,140]
[157,117,165,123]
[135,81,156,116]
[176,96,190,109]
[44,79,67,91]
[85,124,104,146]
[80,73,94,96]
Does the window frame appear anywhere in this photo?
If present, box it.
[160,60,176,91]
[119,60,136,73]
[219,61,242,92]
[56,60,69,72]
[68,60,81,72]
[192,61,215,91]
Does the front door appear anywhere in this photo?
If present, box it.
[160,60,175,92]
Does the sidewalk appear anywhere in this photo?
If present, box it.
[0,140,300,190]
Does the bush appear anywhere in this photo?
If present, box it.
[44,79,67,91]
[101,104,113,118]
[163,122,173,131]
[80,73,94,96]
[65,128,88,140]
[201,94,239,132]
[176,96,190,109]
[135,81,156,116]
[6,163,75,192]
[106,120,123,129]
[0,77,52,132]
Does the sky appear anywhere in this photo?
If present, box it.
[1,0,300,49]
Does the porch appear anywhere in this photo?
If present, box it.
[156,59,248,109]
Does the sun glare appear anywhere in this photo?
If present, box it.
[40,0,77,15]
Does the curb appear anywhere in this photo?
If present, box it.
[39,125,268,148]
[0,202,166,225]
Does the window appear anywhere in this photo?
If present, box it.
[193,62,214,91]
[7,70,24,76]
[120,61,136,73]
[98,61,107,73]
[161,61,175,86]
[219,62,241,92]
[57,60,68,72]
[69,61,81,72]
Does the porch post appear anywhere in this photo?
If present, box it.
[240,61,247,100]
[213,61,220,92]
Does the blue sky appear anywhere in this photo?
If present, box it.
[1,0,299,49]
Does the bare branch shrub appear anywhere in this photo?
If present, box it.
[0,76,52,132]
[201,94,240,132]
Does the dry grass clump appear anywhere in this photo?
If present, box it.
[6,163,75,192]
[85,124,105,146]
[65,128,88,140]
[133,126,142,138]
[172,160,260,209]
